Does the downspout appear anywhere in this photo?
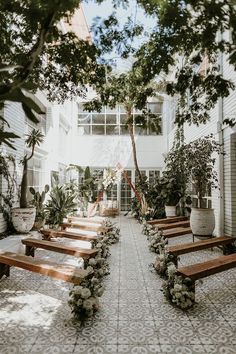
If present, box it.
[218,33,225,236]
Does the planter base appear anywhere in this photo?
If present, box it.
[12,207,36,233]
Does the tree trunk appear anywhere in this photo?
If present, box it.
[128,122,143,184]
[20,159,28,208]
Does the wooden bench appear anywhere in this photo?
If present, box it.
[163,227,192,239]
[0,251,88,284]
[61,222,110,234]
[156,220,190,231]
[40,229,101,242]
[167,236,235,266]
[147,216,188,225]
[22,238,98,259]
[177,253,236,282]
[67,216,104,224]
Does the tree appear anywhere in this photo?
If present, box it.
[135,0,236,126]
[94,0,236,127]
[84,68,161,186]
[0,0,108,146]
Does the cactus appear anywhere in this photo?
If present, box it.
[30,184,49,221]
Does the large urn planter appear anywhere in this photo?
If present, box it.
[0,213,7,234]
[12,207,36,233]
[190,208,215,238]
[165,205,176,218]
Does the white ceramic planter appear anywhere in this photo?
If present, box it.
[12,207,36,233]
[165,205,176,218]
[190,208,215,238]
[0,213,7,234]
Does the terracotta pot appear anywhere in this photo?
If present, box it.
[190,208,215,238]
[165,205,176,218]
[12,207,36,233]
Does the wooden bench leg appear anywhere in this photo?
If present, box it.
[223,243,236,255]
[0,263,10,279]
[25,246,35,257]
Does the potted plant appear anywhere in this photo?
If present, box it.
[12,129,44,233]
[29,184,50,230]
[45,185,77,228]
[161,130,191,217]
[160,175,183,217]
[186,136,222,238]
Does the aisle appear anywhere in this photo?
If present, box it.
[0,216,236,353]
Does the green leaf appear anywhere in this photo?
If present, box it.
[22,103,39,123]
[0,131,20,150]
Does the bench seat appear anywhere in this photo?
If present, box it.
[156,220,190,231]
[61,222,110,233]
[40,229,101,242]
[67,216,104,224]
[147,216,188,225]
[168,236,234,257]
[177,253,236,281]
[163,227,192,238]
[22,238,98,258]
[0,251,88,284]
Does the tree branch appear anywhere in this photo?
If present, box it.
[0,9,58,97]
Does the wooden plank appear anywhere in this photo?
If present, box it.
[22,238,98,259]
[163,227,192,238]
[177,253,236,281]
[155,220,190,230]
[147,216,188,225]
[61,222,109,233]
[67,216,104,224]
[168,236,234,256]
[0,251,88,284]
[40,229,100,242]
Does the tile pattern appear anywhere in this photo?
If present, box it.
[0,216,236,353]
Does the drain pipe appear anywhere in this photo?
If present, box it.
[218,34,225,236]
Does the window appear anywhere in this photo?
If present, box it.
[149,170,160,185]
[78,103,163,136]
[27,157,44,201]
[191,182,212,209]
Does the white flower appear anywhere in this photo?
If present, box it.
[77,299,83,306]
[83,298,93,310]
[81,288,91,299]
[89,258,96,266]
[174,284,183,292]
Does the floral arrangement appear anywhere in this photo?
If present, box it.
[91,238,111,259]
[102,220,120,245]
[69,246,109,322]
[69,267,105,323]
[148,230,167,253]
[102,167,121,191]
[151,248,177,277]
[142,221,153,236]
[162,263,195,309]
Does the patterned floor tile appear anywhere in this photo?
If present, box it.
[190,320,236,345]
[31,345,74,353]
[117,344,161,353]
[202,344,236,354]
[74,345,118,353]
[0,345,33,354]
[160,344,206,354]
[156,320,201,345]
[77,321,118,345]
[117,321,158,345]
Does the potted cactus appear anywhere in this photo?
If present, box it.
[12,129,44,233]
[29,184,50,230]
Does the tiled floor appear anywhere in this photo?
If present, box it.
[0,216,236,353]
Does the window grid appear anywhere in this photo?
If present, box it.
[78,104,162,136]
